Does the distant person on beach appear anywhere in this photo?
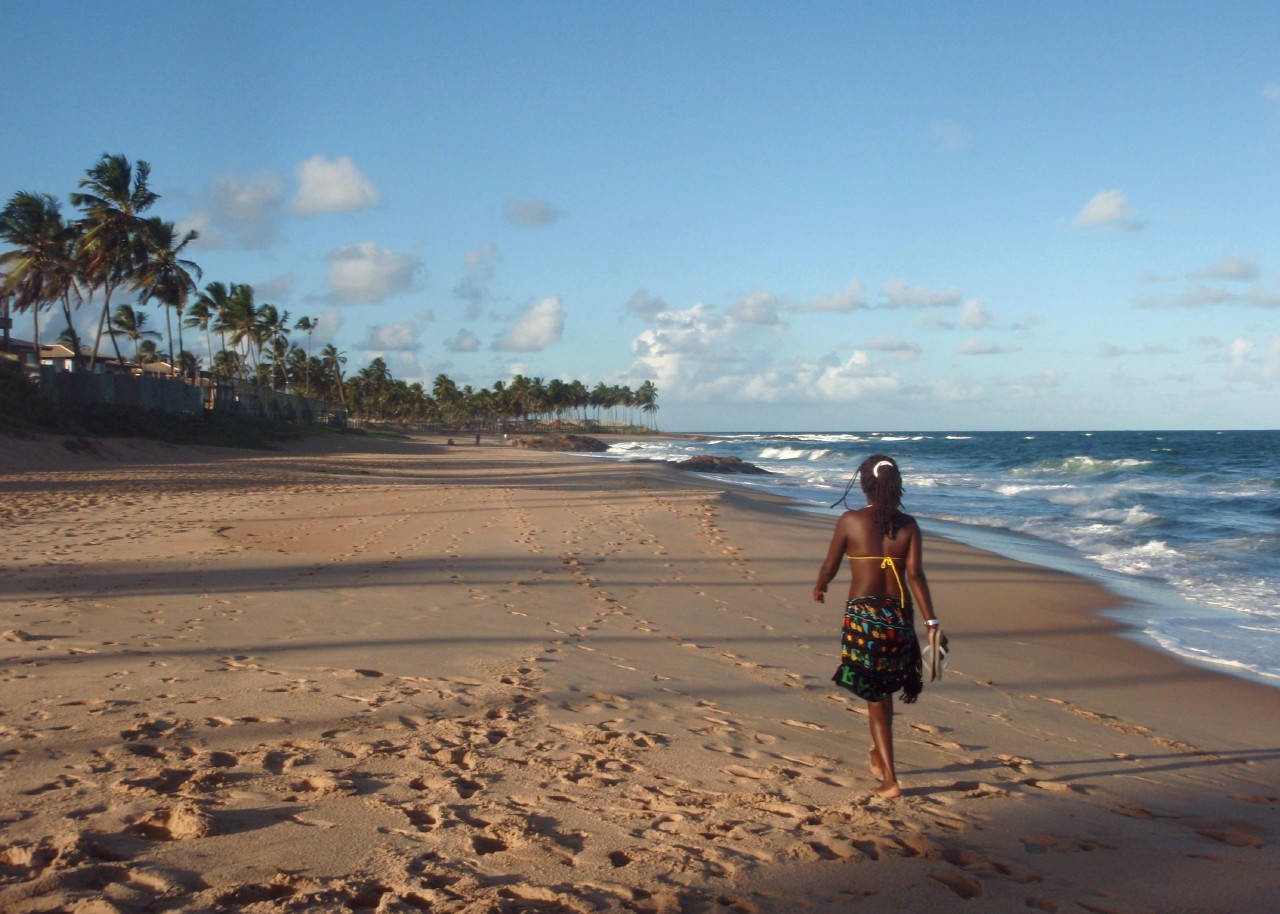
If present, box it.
[475,433,481,446]
[813,454,941,798]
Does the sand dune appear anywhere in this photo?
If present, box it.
[1,431,1276,913]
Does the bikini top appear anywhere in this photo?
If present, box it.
[847,555,906,601]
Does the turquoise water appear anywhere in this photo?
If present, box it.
[595,430,1280,687]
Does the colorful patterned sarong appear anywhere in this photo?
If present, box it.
[832,595,922,703]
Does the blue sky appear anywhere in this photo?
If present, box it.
[3,1,1278,431]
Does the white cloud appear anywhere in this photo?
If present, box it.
[632,305,730,360]
[627,289,669,321]
[863,336,922,362]
[915,313,956,330]
[446,329,481,352]
[1008,368,1060,397]
[1226,336,1254,379]
[931,118,972,154]
[961,299,996,329]
[1074,189,1142,230]
[1263,84,1280,109]
[176,210,221,249]
[298,307,343,349]
[636,350,903,406]
[494,296,565,351]
[1134,274,1280,310]
[808,279,866,313]
[504,198,563,227]
[727,290,782,326]
[807,352,901,401]
[1099,342,1176,358]
[628,304,735,391]
[1263,336,1280,382]
[387,351,425,380]
[927,376,987,402]
[958,339,1020,355]
[293,155,379,216]
[454,243,500,318]
[358,319,423,352]
[1197,256,1259,281]
[1178,283,1238,308]
[883,280,963,309]
[255,273,295,303]
[205,170,286,248]
[326,241,420,304]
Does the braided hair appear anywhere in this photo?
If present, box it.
[832,454,904,538]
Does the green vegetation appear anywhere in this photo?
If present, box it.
[2,154,659,431]
[0,359,310,450]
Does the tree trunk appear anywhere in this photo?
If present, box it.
[60,293,83,370]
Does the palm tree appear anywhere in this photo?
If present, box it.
[0,191,82,359]
[133,217,201,369]
[567,379,590,423]
[285,345,309,394]
[137,338,161,364]
[321,343,346,407]
[357,357,393,420]
[255,304,290,370]
[190,280,232,362]
[433,373,460,426]
[176,349,201,379]
[215,283,259,376]
[262,335,290,390]
[637,380,659,430]
[621,384,638,427]
[70,154,158,369]
[210,348,243,382]
[546,378,570,424]
[293,315,317,393]
[588,382,609,423]
[109,304,161,366]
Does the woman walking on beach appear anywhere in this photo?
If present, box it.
[813,455,940,798]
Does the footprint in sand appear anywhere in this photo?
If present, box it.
[781,719,825,732]
[947,780,1009,800]
[288,774,357,797]
[929,869,985,899]
[1194,821,1267,848]
[995,753,1035,772]
[1021,833,1116,854]
[132,801,218,840]
[1020,778,1085,794]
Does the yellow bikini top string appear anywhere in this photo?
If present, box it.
[846,555,905,601]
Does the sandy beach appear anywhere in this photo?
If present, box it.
[1,431,1276,914]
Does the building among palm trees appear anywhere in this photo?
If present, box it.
[1,338,79,373]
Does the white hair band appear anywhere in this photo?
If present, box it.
[872,459,895,477]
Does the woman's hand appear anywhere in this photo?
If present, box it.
[813,584,827,603]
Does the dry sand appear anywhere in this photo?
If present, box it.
[1,430,1277,914]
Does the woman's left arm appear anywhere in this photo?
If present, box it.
[904,523,938,625]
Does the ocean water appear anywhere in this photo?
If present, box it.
[594,430,1280,688]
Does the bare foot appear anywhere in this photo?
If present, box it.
[873,782,902,799]
[868,748,885,779]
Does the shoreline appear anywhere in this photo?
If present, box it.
[2,429,1276,913]
[588,430,1280,693]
